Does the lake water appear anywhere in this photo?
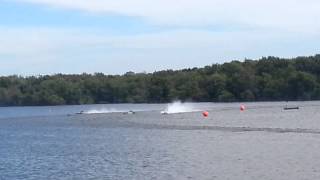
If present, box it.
[1,101,320,179]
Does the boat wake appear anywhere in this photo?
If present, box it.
[123,122,320,135]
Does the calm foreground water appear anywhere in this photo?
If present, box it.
[1,101,320,179]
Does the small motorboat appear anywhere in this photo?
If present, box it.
[76,110,85,114]
[161,111,168,115]
[123,110,136,115]
[283,106,299,110]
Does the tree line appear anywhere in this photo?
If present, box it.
[1,55,320,106]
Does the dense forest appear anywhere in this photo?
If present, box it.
[1,55,320,106]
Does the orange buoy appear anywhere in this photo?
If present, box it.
[202,111,209,117]
[240,104,245,111]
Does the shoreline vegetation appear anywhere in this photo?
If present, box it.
[1,55,320,106]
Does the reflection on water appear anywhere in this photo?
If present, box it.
[1,101,320,179]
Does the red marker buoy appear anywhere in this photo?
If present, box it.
[240,104,245,112]
[202,111,209,117]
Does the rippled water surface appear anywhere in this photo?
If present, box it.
[1,101,320,180]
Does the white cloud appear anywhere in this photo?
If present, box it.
[1,1,319,75]
[15,0,320,32]
[0,27,319,75]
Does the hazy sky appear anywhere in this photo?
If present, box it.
[0,0,319,75]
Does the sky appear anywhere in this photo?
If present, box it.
[0,0,319,75]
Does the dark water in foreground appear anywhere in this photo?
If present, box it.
[1,102,320,180]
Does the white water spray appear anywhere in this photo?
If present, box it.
[84,108,124,114]
[161,101,198,114]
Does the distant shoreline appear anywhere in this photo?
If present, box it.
[1,54,320,106]
[0,100,318,108]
